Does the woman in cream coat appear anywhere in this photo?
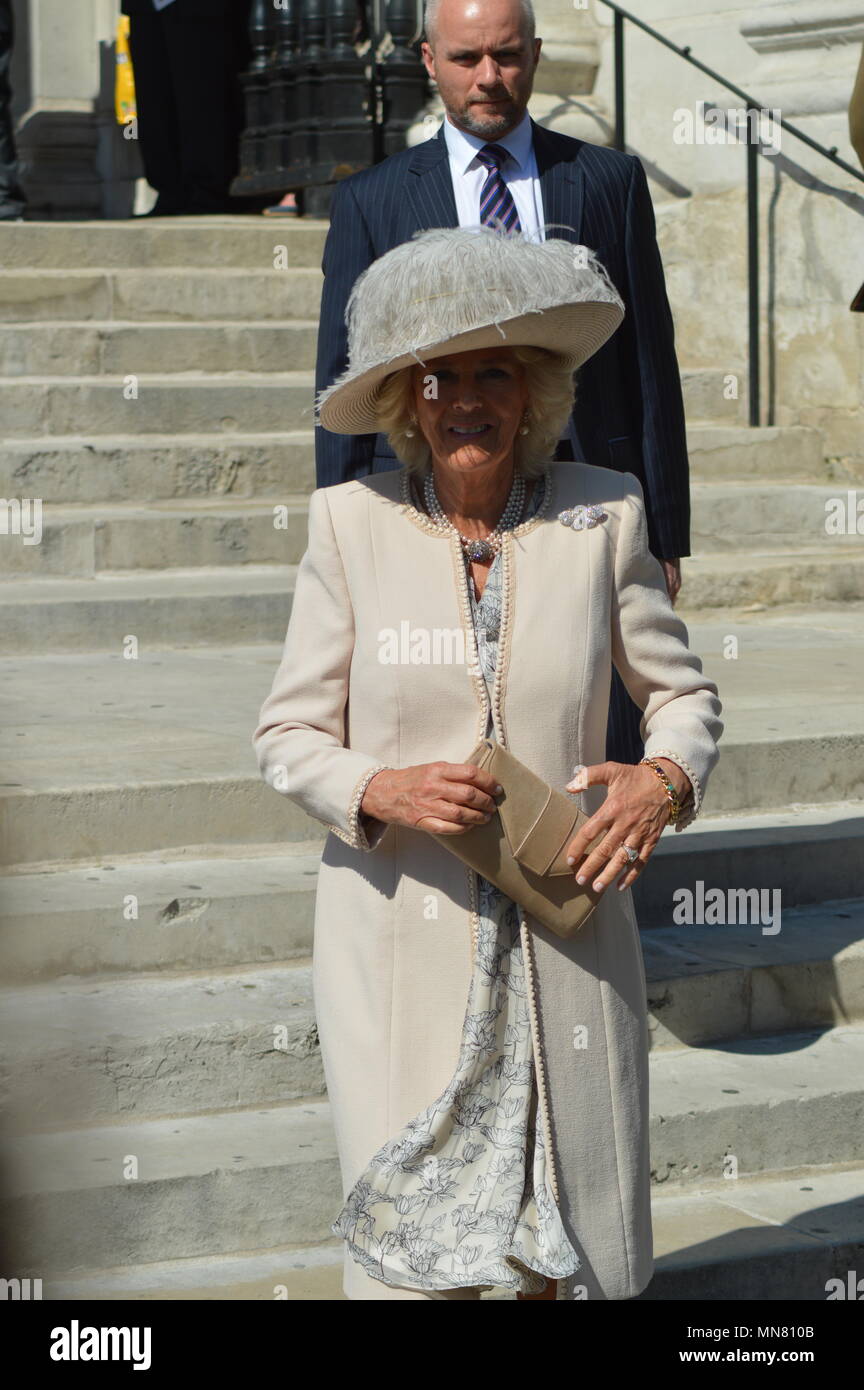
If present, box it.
[254,227,722,1301]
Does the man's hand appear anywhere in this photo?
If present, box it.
[662,558,681,605]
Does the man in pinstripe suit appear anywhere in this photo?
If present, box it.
[314,0,690,765]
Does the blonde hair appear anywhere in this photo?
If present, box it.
[375,345,576,479]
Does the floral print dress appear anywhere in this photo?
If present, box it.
[330,478,583,1296]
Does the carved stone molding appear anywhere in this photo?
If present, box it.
[742,2,864,54]
[739,1,864,122]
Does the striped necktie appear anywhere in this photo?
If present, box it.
[476,144,522,233]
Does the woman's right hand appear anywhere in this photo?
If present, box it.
[360,762,502,835]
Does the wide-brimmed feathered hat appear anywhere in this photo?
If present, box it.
[314,224,625,435]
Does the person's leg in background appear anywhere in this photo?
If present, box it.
[0,0,26,219]
[606,666,645,766]
[564,414,651,767]
[127,5,186,215]
[160,2,251,214]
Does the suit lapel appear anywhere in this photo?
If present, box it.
[531,118,585,246]
[406,126,458,230]
[404,117,585,244]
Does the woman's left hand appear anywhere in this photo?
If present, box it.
[563,760,691,896]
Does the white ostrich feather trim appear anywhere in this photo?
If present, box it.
[313,224,625,425]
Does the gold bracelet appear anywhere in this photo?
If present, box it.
[639,757,681,824]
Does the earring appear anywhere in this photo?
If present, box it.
[405,414,418,438]
[518,409,530,436]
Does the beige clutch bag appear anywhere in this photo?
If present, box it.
[426,737,606,938]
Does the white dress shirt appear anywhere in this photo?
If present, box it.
[442,110,546,242]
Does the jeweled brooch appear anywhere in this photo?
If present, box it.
[558,505,608,530]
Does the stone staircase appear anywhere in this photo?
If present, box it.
[1,218,863,1301]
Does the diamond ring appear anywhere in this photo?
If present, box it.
[620,843,640,864]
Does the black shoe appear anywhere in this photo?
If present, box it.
[137,192,188,217]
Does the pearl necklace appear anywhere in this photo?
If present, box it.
[423,468,526,562]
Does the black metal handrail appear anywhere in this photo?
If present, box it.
[599,0,864,427]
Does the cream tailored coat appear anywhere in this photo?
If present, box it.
[253,459,723,1301]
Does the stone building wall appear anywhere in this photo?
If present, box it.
[9,0,864,459]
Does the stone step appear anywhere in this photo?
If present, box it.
[2,432,830,524]
[0,372,315,436]
[639,1163,864,1301]
[681,547,864,607]
[0,431,832,511]
[0,320,319,377]
[2,612,862,863]
[647,1024,864,1184]
[5,1028,864,1271]
[0,1102,341,1272]
[2,807,862,980]
[7,483,863,579]
[30,365,726,433]
[3,550,864,659]
[0,389,838,514]
[44,1241,349,1302]
[687,424,832,481]
[30,1250,526,1303]
[635,801,864,926]
[0,846,323,982]
[0,432,316,504]
[29,1162,864,1301]
[0,567,298,659]
[691,482,864,553]
[681,368,748,425]
[0,218,329,270]
[0,369,827,493]
[0,771,315,870]
[642,898,864,1049]
[0,961,322,1129]
[0,337,831,504]
[646,599,864,807]
[1,798,857,973]
[3,898,862,1127]
[0,271,322,323]
[0,497,310,577]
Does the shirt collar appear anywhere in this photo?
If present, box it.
[442,109,534,176]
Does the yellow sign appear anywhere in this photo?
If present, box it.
[115,16,137,125]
